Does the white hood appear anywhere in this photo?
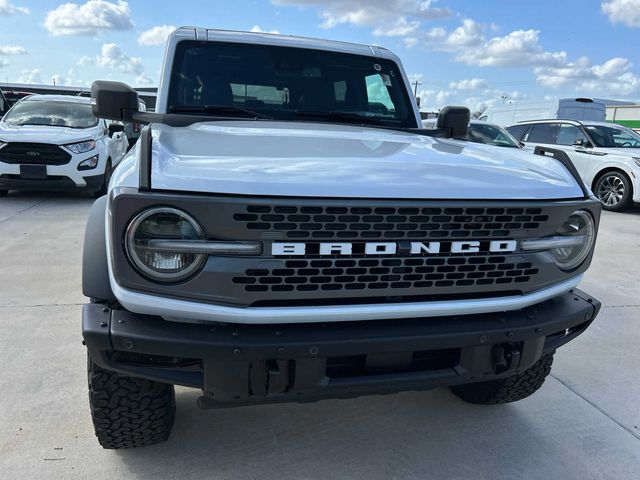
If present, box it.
[150,121,584,200]
[0,122,97,144]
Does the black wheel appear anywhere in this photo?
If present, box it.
[87,354,176,449]
[594,171,633,211]
[0,189,8,197]
[95,159,112,198]
[451,352,554,405]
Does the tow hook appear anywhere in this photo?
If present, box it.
[493,343,522,375]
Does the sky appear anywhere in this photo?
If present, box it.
[1,0,640,112]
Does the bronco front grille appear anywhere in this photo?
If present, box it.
[0,142,72,165]
[233,255,540,294]
[234,205,550,240]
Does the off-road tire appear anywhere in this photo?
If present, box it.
[87,354,176,449]
[594,170,633,212]
[451,352,554,404]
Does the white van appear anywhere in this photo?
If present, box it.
[479,98,606,127]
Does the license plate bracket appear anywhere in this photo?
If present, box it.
[20,165,47,179]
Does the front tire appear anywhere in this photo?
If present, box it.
[95,159,112,198]
[451,352,554,404]
[594,171,633,211]
[87,354,176,449]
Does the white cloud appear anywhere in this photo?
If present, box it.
[17,69,42,84]
[0,59,8,69]
[134,73,153,85]
[415,20,567,69]
[250,25,280,34]
[602,0,640,27]
[272,0,450,36]
[0,45,26,55]
[138,24,176,46]
[77,55,94,66]
[44,0,133,36]
[96,43,143,75]
[448,78,488,91]
[0,0,28,15]
[534,56,640,96]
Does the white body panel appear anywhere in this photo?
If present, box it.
[482,99,606,127]
[148,120,583,200]
[0,95,128,187]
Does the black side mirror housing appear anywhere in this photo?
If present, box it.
[108,122,125,136]
[437,106,470,138]
[91,80,139,122]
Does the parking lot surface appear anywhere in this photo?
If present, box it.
[1,192,639,480]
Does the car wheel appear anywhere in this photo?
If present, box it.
[594,171,633,211]
[451,352,554,404]
[87,353,176,449]
[95,159,112,198]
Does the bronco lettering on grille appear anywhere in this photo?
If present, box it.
[271,241,517,256]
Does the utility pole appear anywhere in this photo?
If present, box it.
[412,80,422,97]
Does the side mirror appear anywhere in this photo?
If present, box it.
[437,106,470,138]
[91,80,139,122]
[108,122,125,137]
[573,138,590,147]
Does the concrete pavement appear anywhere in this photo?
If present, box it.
[1,192,639,479]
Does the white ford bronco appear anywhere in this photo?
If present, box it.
[82,28,602,449]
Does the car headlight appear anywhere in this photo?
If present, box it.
[65,140,96,154]
[522,210,596,271]
[125,207,207,282]
[77,155,99,170]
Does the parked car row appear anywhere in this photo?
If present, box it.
[0,94,129,197]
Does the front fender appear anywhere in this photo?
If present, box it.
[82,195,115,301]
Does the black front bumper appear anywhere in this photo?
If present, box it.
[0,173,103,191]
[83,290,600,408]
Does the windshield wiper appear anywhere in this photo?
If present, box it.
[293,110,400,126]
[169,105,272,119]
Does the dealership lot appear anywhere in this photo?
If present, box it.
[0,192,639,479]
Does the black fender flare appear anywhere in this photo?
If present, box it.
[82,195,115,301]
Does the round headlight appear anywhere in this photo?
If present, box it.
[551,210,596,271]
[125,207,206,282]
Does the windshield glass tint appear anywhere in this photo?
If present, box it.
[3,100,98,128]
[467,123,520,148]
[584,124,640,148]
[167,41,417,128]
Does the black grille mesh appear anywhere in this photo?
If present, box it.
[234,205,550,240]
[233,256,540,294]
[0,143,72,166]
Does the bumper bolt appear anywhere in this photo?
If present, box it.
[102,307,108,312]
[233,348,241,355]
[506,331,514,338]
[122,339,134,350]
[277,347,285,353]
[100,322,107,328]
[535,328,542,334]
[309,346,319,356]
[118,319,125,324]
[479,335,488,344]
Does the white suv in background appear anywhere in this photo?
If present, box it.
[507,119,640,211]
[0,95,128,197]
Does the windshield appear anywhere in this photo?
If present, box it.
[3,100,98,128]
[583,124,640,148]
[467,123,520,148]
[167,41,417,128]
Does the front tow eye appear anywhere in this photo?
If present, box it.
[266,359,292,396]
[493,344,522,375]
